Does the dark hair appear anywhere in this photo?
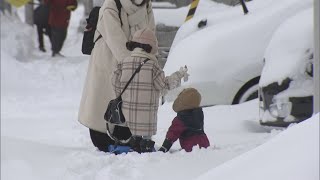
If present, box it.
[131,0,150,6]
[126,41,152,53]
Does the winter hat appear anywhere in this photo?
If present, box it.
[172,88,201,112]
[131,27,158,54]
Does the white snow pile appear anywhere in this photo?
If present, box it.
[197,113,319,180]
[1,13,34,61]
[1,4,319,180]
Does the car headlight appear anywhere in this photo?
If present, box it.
[269,101,292,118]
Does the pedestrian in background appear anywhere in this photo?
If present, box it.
[33,0,50,52]
[45,0,77,57]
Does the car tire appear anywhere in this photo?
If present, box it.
[232,76,260,104]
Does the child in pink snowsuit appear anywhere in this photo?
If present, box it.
[159,88,210,152]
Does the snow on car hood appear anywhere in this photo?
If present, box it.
[259,8,314,87]
[164,0,312,83]
[153,0,226,27]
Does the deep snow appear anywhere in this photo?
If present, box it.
[1,2,319,180]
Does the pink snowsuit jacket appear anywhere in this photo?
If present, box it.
[165,108,210,152]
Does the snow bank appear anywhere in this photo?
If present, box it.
[1,6,88,97]
[196,113,319,180]
[1,13,34,61]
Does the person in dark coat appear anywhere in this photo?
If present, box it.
[159,88,210,153]
[44,0,77,57]
[33,0,50,52]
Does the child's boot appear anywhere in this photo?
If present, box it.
[140,139,155,153]
[129,136,142,153]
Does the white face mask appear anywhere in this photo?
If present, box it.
[132,0,146,6]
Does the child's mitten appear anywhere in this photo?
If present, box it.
[178,66,189,82]
[158,138,173,153]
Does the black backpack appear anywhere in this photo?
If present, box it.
[81,0,123,55]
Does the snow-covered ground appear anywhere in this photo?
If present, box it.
[1,3,319,180]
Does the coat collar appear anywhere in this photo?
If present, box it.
[131,48,157,62]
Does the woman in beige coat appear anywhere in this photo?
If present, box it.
[78,0,155,152]
[112,28,188,153]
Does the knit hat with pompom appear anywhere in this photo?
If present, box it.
[131,27,158,54]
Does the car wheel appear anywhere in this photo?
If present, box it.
[232,76,260,104]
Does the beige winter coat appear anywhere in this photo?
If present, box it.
[112,48,183,136]
[78,0,155,133]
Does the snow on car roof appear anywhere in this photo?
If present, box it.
[259,8,313,87]
[164,0,312,80]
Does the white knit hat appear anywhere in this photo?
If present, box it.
[132,28,158,54]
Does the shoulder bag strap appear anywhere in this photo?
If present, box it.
[94,34,102,43]
[95,0,122,43]
[118,58,150,97]
[114,0,123,26]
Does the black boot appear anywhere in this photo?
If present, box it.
[52,52,65,57]
[129,136,142,153]
[39,46,46,52]
[89,128,115,152]
[140,139,155,153]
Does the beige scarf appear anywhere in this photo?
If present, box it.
[120,0,150,37]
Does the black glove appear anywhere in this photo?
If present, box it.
[158,138,173,153]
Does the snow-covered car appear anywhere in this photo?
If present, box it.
[153,0,226,67]
[163,0,312,107]
[259,8,314,127]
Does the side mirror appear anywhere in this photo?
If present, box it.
[198,19,207,29]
